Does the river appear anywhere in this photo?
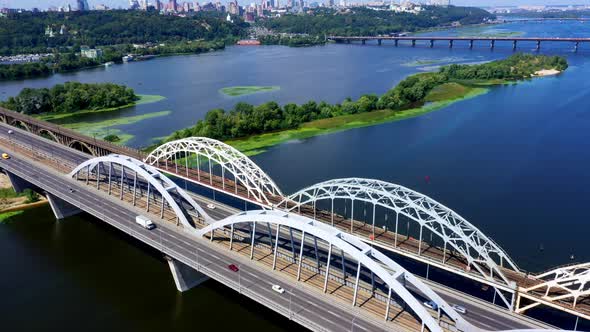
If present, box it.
[1,20,590,330]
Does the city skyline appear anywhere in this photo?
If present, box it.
[3,0,590,10]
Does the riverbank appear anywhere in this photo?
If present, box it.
[227,83,488,155]
[0,174,47,223]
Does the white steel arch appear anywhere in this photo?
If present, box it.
[280,178,519,290]
[145,137,283,205]
[525,263,590,309]
[198,210,478,332]
[70,154,213,228]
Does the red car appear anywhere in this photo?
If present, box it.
[228,264,239,272]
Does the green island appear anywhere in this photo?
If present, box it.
[0,82,168,144]
[221,86,280,97]
[164,54,567,156]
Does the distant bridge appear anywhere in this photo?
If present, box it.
[327,36,590,51]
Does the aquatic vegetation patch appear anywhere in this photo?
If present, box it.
[61,110,171,145]
[220,86,280,97]
[37,94,166,122]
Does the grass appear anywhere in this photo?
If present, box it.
[220,86,280,97]
[62,110,171,145]
[227,84,488,156]
[0,187,21,199]
[0,210,23,223]
[36,94,166,122]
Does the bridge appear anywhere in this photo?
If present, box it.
[326,36,590,51]
[0,106,587,331]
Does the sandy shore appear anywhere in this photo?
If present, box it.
[534,69,561,77]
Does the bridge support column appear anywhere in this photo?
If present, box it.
[166,257,209,292]
[411,39,416,47]
[536,40,541,51]
[469,40,474,49]
[377,39,381,45]
[346,39,350,44]
[575,41,579,52]
[512,40,517,50]
[429,40,434,48]
[449,40,453,48]
[394,39,398,47]
[5,171,34,193]
[47,193,81,220]
[361,39,365,45]
[490,40,495,49]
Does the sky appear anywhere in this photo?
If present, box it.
[2,0,590,10]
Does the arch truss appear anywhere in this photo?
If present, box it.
[198,210,476,332]
[280,178,519,302]
[145,137,283,205]
[70,154,212,229]
[524,263,590,310]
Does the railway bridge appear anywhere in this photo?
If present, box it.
[0,107,588,330]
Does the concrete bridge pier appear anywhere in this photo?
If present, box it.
[5,171,35,193]
[469,40,474,49]
[575,41,580,52]
[429,40,434,48]
[394,39,398,47]
[449,40,453,48]
[411,39,416,47]
[166,257,209,292]
[377,39,381,45]
[490,40,496,50]
[46,193,81,220]
[346,39,350,44]
[536,40,541,51]
[361,39,366,45]
[512,40,517,50]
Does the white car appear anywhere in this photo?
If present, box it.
[272,284,285,294]
[7,130,13,134]
[207,203,216,209]
[451,304,467,314]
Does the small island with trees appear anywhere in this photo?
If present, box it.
[164,53,567,154]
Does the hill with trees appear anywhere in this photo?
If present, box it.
[259,6,495,37]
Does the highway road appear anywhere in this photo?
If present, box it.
[0,151,395,332]
[0,122,554,331]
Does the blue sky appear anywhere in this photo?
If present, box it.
[3,0,590,9]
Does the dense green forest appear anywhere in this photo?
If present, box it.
[0,82,138,115]
[259,6,494,37]
[0,10,247,55]
[166,54,566,141]
[258,35,326,47]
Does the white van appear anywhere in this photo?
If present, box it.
[136,215,156,230]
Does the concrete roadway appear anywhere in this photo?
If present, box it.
[0,122,554,331]
[0,152,395,332]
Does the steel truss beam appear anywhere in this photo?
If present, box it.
[144,137,283,205]
[70,154,212,228]
[280,178,520,294]
[198,210,477,332]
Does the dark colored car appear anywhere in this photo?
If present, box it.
[228,264,239,272]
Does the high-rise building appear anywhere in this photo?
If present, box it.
[77,0,89,11]
[129,0,140,9]
[169,0,178,11]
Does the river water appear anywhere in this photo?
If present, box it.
[1,20,590,330]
